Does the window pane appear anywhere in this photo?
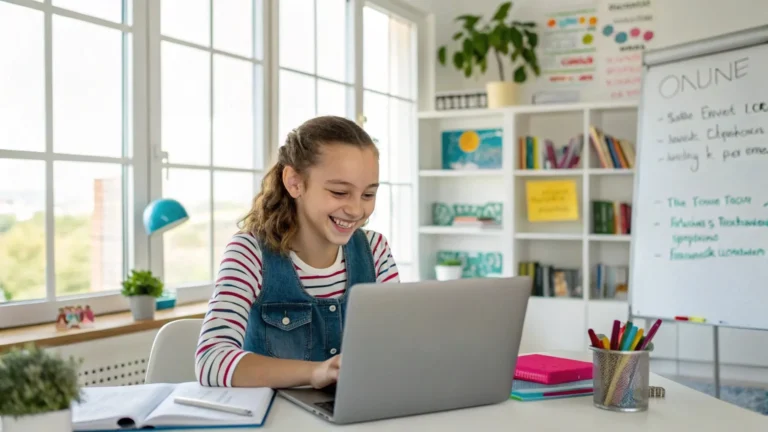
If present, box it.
[317,80,349,118]
[391,185,413,263]
[363,6,389,93]
[389,17,413,99]
[363,91,389,182]
[0,3,44,152]
[161,0,209,47]
[389,99,414,183]
[53,16,124,157]
[279,70,315,145]
[279,0,314,73]
[213,0,252,58]
[0,160,46,302]
[162,42,211,165]
[54,162,124,296]
[163,169,211,285]
[53,0,123,23]
[366,183,390,244]
[213,55,255,169]
[213,171,259,263]
[316,0,347,82]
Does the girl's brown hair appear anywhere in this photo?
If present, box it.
[239,115,377,254]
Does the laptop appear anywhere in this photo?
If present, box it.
[278,276,532,424]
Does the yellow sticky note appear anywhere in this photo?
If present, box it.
[525,180,579,222]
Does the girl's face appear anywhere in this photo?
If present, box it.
[291,143,379,247]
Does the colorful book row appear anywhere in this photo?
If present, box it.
[593,264,628,300]
[592,201,631,235]
[518,262,582,298]
[518,134,583,170]
[588,126,636,169]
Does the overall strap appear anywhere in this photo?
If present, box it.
[344,229,377,287]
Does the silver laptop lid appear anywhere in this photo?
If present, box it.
[333,277,531,424]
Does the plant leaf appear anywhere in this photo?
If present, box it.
[452,31,463,41]
[492,1,512,21]
[464,62,473,78]
[522,47,535,63]
[511,49,521,62]
[480,56,488,74]
[473,32,489,57]
[510,27,523,51]
[514,65,527,83]
[456,14,481,30]
[463,37,474,59]
[438,46,446,65]
[452,51,465,70]
[524,30,538,48]
[489,25,503,49]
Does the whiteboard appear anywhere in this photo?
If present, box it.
[631,26,768,330]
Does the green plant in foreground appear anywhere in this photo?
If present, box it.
[121,269,164,297]
[437,1,541,83]
[0,345,82,417]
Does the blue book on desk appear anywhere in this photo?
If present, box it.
[510,379,593,401]
[72,382,275,431]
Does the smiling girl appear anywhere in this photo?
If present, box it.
[195,116,400,389]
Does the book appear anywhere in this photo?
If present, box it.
[71,382,275,431]
[592,200,631,234]
[513,354,593,385]
[517,261,581,298]
[518,134,583,170]
[510,378,594,401]
[587,126,635,169]
[441,128,502,170]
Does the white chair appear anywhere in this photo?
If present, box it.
[145,318,203,384]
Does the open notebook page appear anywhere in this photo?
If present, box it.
[143,382,274,427]
[71,383,175,430]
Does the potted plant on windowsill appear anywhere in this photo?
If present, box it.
[0,345,82,432]
[435,258,464,281]
[121,269,164,321]
[437,1,541,107]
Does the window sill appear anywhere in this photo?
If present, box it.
[0,301,208,353]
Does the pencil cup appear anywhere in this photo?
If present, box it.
[590,347,650,412]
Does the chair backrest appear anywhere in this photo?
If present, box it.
[145,318,203,384]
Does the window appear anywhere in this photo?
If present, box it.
[0,1,134,321]
[278,0,353,142]
[361,4,417,282]
[156,0,264,287]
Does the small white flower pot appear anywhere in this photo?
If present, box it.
[129,295,156,321]
[1,409,72,432]
[435,265,463,281]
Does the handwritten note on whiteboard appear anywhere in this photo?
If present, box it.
[526,180,579,222]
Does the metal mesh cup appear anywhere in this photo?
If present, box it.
[590,347,650,412]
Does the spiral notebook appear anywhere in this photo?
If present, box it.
[513,354,593,385]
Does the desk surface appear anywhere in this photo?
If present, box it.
[183,352,768,432]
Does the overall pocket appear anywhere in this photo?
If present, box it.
[262,303,313,360]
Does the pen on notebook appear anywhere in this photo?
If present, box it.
[173,396,253,417]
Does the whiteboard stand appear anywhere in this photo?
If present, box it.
[713,326,720,399]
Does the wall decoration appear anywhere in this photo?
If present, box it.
[441,128,502,170]
[436,250,503,278]
[432,202,503,226]
[539,6,599,86]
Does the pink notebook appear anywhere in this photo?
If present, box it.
[514,354,593,385]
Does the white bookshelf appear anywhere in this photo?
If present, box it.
[414,101,637,353]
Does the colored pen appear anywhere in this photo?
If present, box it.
[600,336,610,350]
[638,319,662,351]
[173,396,253,417]
[588,328,602,348]
[610,320,620,350]
[689,316,706,323]
[629,328,644,351]
[621,326,638,351]
[619,321,633,350]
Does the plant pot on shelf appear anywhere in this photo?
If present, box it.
[435,264,464,281]
[129,295,156,321]
[486,81,519,108]
[1,409,72,432]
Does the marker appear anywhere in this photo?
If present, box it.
[618,321,633,349]
[638,319,662,351]
[674,316,689,321]
[610,320,620,351]
[621,326,638,351]
[689,316,706,323]
[629,328,644,351]
[588,328,601,348]
[600,336,610,350]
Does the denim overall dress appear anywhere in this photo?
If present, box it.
[242,229,376,361]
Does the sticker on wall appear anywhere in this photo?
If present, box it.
[436,250,503,278]
[540,5,599,84]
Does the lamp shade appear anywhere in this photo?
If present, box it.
[143,198,189,236]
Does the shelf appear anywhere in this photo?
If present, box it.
[588,299,628,305]
[514,169,583,177]
[528,296,584,303]
[417,108,506,119]
[419,169,503,177]
[514,232,582,241]
[588,234,631,242]
[589,168,635,176]
[419,226,503,236]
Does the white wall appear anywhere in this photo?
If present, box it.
[407,0,768,93]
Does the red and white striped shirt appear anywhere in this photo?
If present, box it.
[195,230,400,386]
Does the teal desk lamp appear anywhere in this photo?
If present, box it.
[143,198,189,236]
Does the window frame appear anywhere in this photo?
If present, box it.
[0,0,430,328]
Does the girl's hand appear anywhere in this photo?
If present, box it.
[310,355,341,389]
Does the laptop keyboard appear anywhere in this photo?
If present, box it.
[315,401,335,414]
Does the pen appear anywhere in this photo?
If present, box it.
[173,396,253,417]
[610,320,620,350]
[638,319,662,351]
[588,328,601,348]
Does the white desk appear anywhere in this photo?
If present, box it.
[147,352,768,431]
